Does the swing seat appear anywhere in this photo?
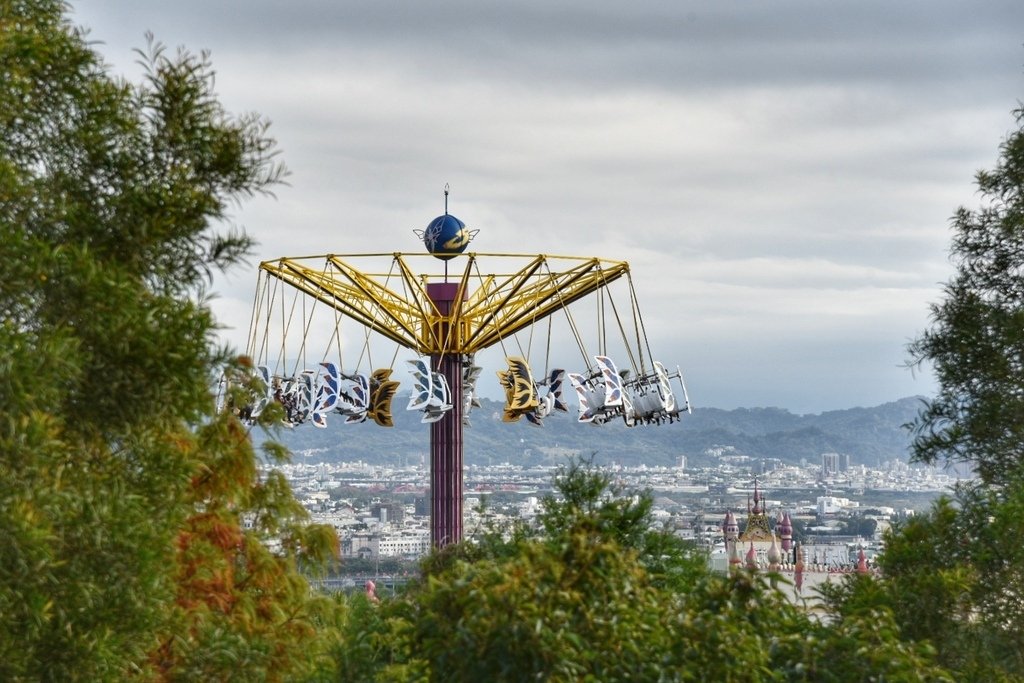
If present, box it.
[544,369,569,413]
[314,362,341,414]
[620,361,691,425]
[406,359,433,411]
[406,359,453,422]
[568,356,626,424]
[227,364,274,425]
[336,373,370,423]
[462,359,483,427]
[497,356,540,422]
[277,370,315,426]
[368,368,400,427]
[522,369,568,427]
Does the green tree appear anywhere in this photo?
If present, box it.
[823,481,1024,680]
[904,103,1024,677]
[0,2,336,679]
[907,106,1024,485]
[839,515,877,539]
[826,105,1024,681]
[324,461,951,682]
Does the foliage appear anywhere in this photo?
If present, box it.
[825,104,1024,682]
[0,2,336,679]
[906,106,1024,485]
[824,482,1024,680]
[321,460,952,682]
[152,397,341,681]
[839,516,877,539]
[329,556,419,578]
[534,458,709,591]
[674,570,951,683]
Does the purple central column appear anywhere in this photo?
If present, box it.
[426,282,465,547]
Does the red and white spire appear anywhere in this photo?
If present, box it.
[767,533,782,571]
[745,541,758,571]
[779,511,793,552]
[723,510,739,541]
[857,547,869,574]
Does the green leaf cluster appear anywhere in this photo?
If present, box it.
[0,2,336,679]
[826,105,1024,681]
[907,106,1024,485]
[827,478,1024,680]
[323,461,951,682]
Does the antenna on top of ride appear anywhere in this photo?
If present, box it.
[413,183,478,282]
[443,183,449,280]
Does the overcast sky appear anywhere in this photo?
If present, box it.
[73,2,1024,414]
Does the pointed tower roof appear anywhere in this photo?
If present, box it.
[767,533,782,569]
[779,511,793,551]
[723,510,739,541]
[857,547,868,574]
[728,539,742,573]
[794,542,805,592]
[739,481,773,542]
[745,541,758,570]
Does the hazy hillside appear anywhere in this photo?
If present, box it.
[271,396,927,469]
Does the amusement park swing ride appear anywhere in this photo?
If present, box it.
[233,191,691,547]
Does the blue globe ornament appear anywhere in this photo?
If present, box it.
[417,213,476,260]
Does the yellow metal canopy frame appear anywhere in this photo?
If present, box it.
[257,252,631,356]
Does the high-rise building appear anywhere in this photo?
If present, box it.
[371,502,405,525]
[414,496,430,517]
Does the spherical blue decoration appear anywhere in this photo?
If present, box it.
[420,214,473,260]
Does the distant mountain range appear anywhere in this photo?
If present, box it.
[271,396,928,469]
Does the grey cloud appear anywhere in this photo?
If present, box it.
[70,0,1024,411]
[79,2,1024,93]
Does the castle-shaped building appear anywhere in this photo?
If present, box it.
[717,480,870,597]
